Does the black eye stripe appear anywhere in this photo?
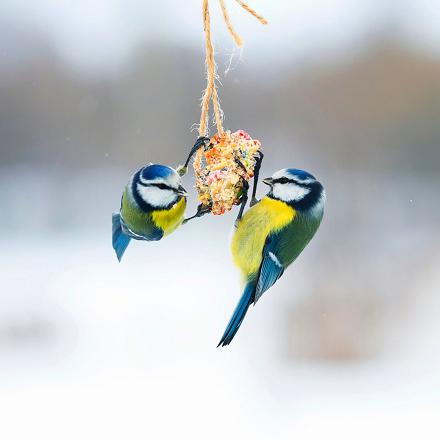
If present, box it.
[273,177,294,184]
[138,181,174,190]
[273,177,310,187]
[152,183,174,190]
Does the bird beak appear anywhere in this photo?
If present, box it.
[177,185,188,197]
[262,177,273,186]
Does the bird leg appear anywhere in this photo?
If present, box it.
[177,136,211,176]
[250,150,264,207]
[183,203,211,224]
[235,179,249,228]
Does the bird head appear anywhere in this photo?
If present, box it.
[134,164,187,209]
[263,168,325,213]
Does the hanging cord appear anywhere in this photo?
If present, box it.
[199,0,222,137]
[219,0,243,47]
[234,0,268,26]
[198,0,267,137]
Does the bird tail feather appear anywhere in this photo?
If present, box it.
[217,282,255,347]
[112,213,131,261]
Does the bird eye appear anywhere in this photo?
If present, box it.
[278,177,290,184]
[156,183,170,190]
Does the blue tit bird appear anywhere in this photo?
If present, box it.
[112,164,187,261]
[218,168,326,346]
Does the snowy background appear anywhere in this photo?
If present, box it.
[1,1,440,439]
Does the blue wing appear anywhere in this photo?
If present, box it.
[112,213,131,261]
[120,214,164,241]
[254,212,323,304]
[254,233,285,304]
[217,282,255,347]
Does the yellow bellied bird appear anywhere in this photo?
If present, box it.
[112,164,187,261]
[218,168,326,346]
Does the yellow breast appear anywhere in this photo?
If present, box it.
[231,196,295,278]
[151,197,186,235]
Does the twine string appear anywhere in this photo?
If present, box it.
[198,0,267,137]
[219,0,243,47]
[234,0,268,25]
[199,0,217,136]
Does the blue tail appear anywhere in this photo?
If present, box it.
[217,282,255,347]
[112,213,131,262]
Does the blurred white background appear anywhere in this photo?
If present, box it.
[1,1,440,439]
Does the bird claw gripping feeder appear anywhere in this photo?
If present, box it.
[194,130,263,215]
[179,0,267,225]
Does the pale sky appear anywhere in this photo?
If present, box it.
[1,0,439,72]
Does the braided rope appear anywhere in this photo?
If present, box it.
[198,0,267,137]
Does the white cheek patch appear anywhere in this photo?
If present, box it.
[136,184,176,208]
[272,183,310,203]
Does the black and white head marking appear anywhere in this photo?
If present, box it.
[266,168,325,215]
[130,165,186,211]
